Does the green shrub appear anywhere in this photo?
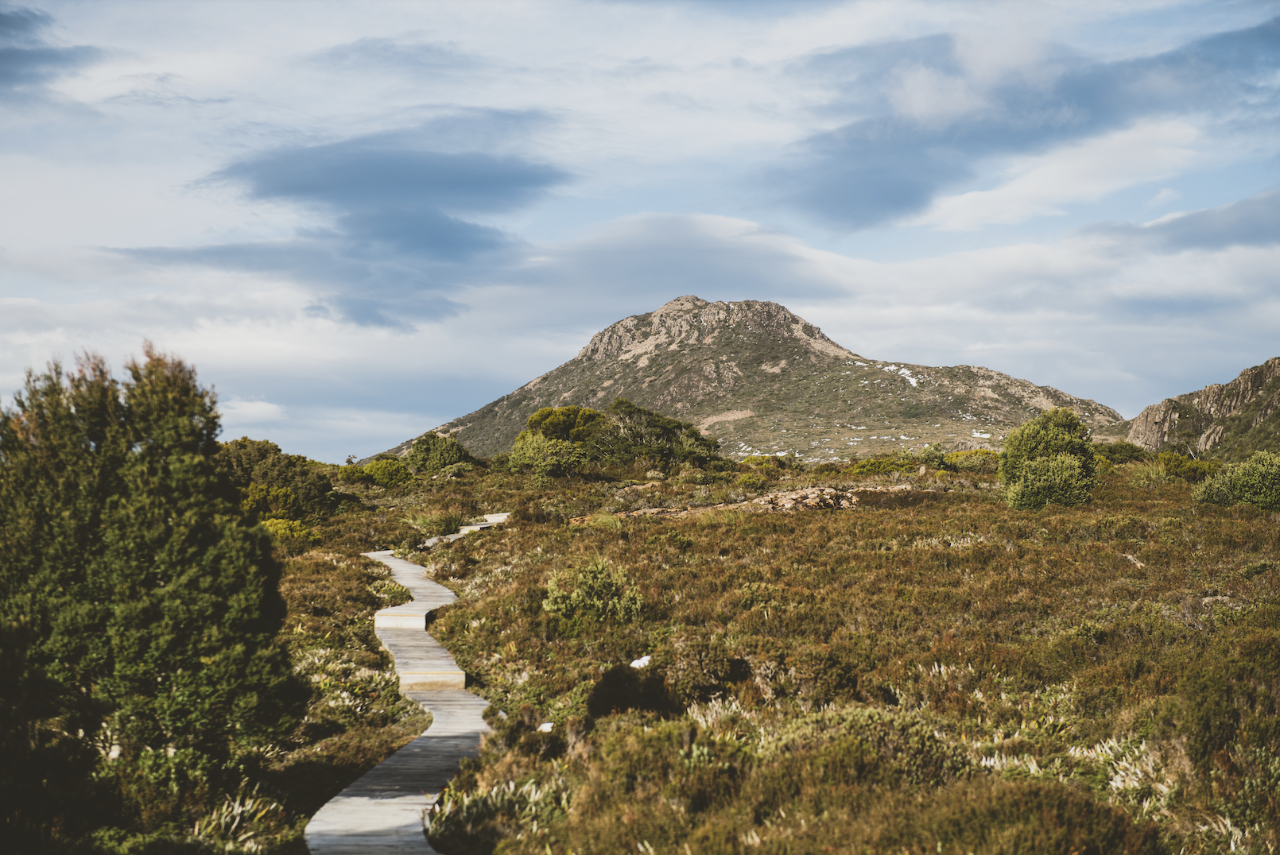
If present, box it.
[1193,450,1280,511]
[999,408,1097,489]
[261,518,320,556]
[1125,459,1169,490]
[216,436,335,521]
[585,398,721,469]
[332,462,374,485]
[362,458,413,488]
[526,405,607,444]
[1158,450,1220,483]
[543,558,642,624]
[943,449,999,473]
[406,432,471,473]
[1005,453,1092,510]
[509,431,586,478]
[736,473,770,491]
[405,511,464,538]
[1093,440,1152,465]
[742,454,787,469]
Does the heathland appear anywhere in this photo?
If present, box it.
[3,346,1279,854]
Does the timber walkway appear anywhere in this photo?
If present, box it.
[305,515,507,853]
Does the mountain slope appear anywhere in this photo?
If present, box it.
[393,296,1122,461]
[1123,357,1280,459]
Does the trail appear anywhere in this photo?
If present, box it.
[305,521,504,854]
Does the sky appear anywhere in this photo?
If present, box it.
[2,0,1278,462]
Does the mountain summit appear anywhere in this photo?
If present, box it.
[397,296,1121,461]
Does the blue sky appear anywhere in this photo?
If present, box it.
[2,0,1278,461]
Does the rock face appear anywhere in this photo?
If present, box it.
[390,296,1122,461]
[1125,357,1280,458]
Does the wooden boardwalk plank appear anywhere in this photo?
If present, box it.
[304,551,491,854]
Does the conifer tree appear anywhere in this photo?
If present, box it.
[0,347,304,845]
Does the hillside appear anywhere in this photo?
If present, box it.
[390,296,1121,460]
[1122,356,1280,460]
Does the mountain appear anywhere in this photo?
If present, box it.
[1123,357,1280,460]
[390,296,1122,462]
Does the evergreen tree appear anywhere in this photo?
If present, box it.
[0,347,305,846]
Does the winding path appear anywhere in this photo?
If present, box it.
[304,524,503,854]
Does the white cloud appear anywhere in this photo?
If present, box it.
[911,119,1201,230]
[890,66,988,126]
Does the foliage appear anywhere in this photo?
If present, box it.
[1094,440,1152,465]
[261,518,320,556]
[1125,459,1169,490]
[1005,453,1093,509]
[1193,450,1280,511]
[1158,450,1220,483]
[509,431,588,478]
[999,407,1097,488]
[943,449,1000,474]
[216,436,335,522]
[736,473,770,491]
[844,455,915,478]
[0,348,307,848]
[526,405,608,444]
[586,398,722,469]
[405,510,465,538]
[406,431,472,474]
[542,557,642,624]
[363,458,413,488]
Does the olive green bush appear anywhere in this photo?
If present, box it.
[261,518,320,556]
[542,557,642,624]
[999,408,1097,488]
[1005,454,1093,510]
[944,449,1000,473]
[406,431,471,473]
[509,430,587,478]
[1093,440,1152,465]
[216,436,335,521]
[1158,450,1220,483]
[363,458,413,488]
[526,405,607,444]
[1193,450,1280,511]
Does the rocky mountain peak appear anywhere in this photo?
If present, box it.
[577,296,854,367]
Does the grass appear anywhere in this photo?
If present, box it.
[122,453,1277,853]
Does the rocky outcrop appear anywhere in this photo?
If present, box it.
[1126,357,1280,453]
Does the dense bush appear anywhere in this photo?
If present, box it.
[216,436,335,521]
[262,518,320,556]
[944,449,1000,473]
[363,458,413,488]
[999,408,1097,488]
[844,455,915,478]
[586,398,722,469]
[1093,440,1152,465]
[1158,450,1220,483]
[1193,450,1280,511]
[509,431,587,478]
[1005,454,1093,509]
[406,431,472,473]
[0,349,306,848]
[526,405,608,444]
[542,557,642,624]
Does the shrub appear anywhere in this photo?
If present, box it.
[1005,453,1092,510]
[405,511,464,538]
[332,463,374,486]
[736,473,769,491]
[999,408,1096,489]
[362,458,413,488]
[1158,450,1220,483]
[943,449,999,473]
[509,431,586,478]
[1093,440,1151,465]
[216,436,335,521]
[585,398,721,469]
[1193,450,1280,511]
[526,405,607,444]
[406,432,471,474]
[261,518,320,556]
[1126,459,1169,490]
[543,558,642,624]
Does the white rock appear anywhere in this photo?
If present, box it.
[537,722,553,733]
[630,655,652,669]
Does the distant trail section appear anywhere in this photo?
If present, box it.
[304,543,498,854]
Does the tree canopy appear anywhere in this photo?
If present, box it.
[0,348,305,847]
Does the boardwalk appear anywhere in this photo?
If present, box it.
[304,544,496,854]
